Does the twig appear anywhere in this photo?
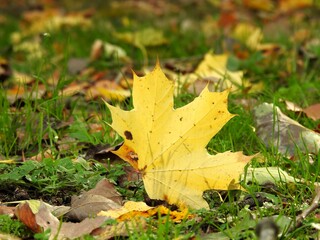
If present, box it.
[287,186,320,234]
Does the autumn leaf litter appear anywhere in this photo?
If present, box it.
[0,1,320,239]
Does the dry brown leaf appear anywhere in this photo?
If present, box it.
[303,103,320,121]
[0,205,15,216]
[15,202,42,233]
[29,149,53,162]
[253,103,320,157]
[284,101,320,121]
[16,201,108,240]
[66,179,122,221]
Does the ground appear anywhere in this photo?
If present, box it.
[0,0,320,239]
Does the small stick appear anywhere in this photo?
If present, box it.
[287,186,320,234]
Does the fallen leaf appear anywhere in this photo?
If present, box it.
[98,201,190,223]
[114,28,167,65]
[93,218,146,240]
[0,205,15,216]
[233,23,263,50]
[171,52,247,94]
[106,63,252,209]
[16,201,107,240]
[66,179,122,221]
[303,103,320,121]
[15,200,70,219]
[99,201,153,219]
[15,9,92,39]
[85,79,131,102]
[284,100,303,112]
[253,103,320,157]
[61,82,89,96]
[0,233,21,240]
[29,149,53,162]
[90,39,129,62]
[0,57,11,82]
[35,203,107,240]
[242,0,274,11]
[67,58,89,75]
[244,167,300,185]
[284,101,320,121]
[279,0,312,13]
[15,202,42,233]
[114,28,167,48]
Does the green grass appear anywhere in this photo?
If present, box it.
[0,1,320,239]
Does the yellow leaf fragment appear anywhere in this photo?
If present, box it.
[174,52,247,94]
[195,53,244,87]
[99,201,153,219]
[98,201,190,223]
[106,63,252,209]
[233,23,263,50]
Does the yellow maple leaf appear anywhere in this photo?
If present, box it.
[194,53,244,87]
[167,52,248,94]
[106,63,252,209]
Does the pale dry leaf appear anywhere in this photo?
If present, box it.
[94,218,146,240]
[253,103,320,157]
[35,203,108,240]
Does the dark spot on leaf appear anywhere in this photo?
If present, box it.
[140,165,147,176]
[180,117,183,121]
[214,117,217,120]
[212,102,215,104]
[127,151,138,161]
[163,194,169,201]
[124,131,133,140]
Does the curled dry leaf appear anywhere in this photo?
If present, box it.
[285,100,320,121]
[66,179,122,221]
[253,103,320,157]
[16,201,108,240]
[15,202,42,233]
